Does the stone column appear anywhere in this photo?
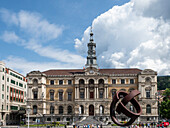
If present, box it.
[85,87,87,99]
[87,87,89,99]
[77,87,79,99]
[104,87,106,98]
[106,86,108,98]
[94,87,96,99]
[75,87,77,99]
[97,87,99,99]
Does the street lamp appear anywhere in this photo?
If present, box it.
[26,105,31,128]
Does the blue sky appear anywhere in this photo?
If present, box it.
[0,0,170,75]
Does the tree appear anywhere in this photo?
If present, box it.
[160,88,170,119]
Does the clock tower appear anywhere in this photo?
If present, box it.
[85,28,98,70]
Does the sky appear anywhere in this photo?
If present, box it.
[0,0,170,76]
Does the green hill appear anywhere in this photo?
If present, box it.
[157,76,170,90]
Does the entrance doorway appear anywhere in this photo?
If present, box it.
[89,105,94,116]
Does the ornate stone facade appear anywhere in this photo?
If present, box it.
[26,31,158,125]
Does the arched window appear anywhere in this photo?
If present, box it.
[33,79,38,86]
[99,105,104,114]
[112,89,117,98]
[50,106,54,114]
[79,105,84,114]
[146,104,151,113]
[67,106,72,114]
[59,106,63,114]
[50,90,54,101]
[99,79,104,84]
[33,90,38,100]
[79,79,85,85]
[89,79,94,84]
[33,105,37,114]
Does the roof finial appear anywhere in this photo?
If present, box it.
[90,26,93,41]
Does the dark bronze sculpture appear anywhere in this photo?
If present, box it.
[110,90,142,126]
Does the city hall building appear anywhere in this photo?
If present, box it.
[26,31,158,125]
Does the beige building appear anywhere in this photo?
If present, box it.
[26,31,158,125]
[0,61,27,126]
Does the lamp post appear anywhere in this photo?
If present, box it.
[27,105,31,128]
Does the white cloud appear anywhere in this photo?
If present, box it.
[3,56,83,75]
[0,9,85,66]
[75,0,170,75]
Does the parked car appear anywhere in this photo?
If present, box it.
[157,122,169,127]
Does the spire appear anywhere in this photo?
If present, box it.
[85,27,98,69]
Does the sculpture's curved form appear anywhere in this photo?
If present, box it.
[110,90,142,126]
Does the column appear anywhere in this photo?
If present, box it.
[85,87,87,99]
[87,87,89,99]
[96,87,99,99]
[106,86,108,98]
[104,87,106,98]
[75,87,77,99]
[77,87,79,99]
[94,87,96,99]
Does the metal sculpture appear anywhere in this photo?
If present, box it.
[110,90,142,126]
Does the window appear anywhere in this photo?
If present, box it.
[7,86,9,92]
[2,94,4,99]
[2,105,3,110]
[50,106,54,114]
[10,106,18,110]
[7,105,8,110]
[33,79,38,86]
[16,90,18,93]
[90,59,93,64]
[68,92,72,101]
[2,84,4,91]
[80,91,84,99]
[89,79,94,84]
[19,83,23,87]
[112,79,116,84]
[47,118,51,121]
[7,95,8,100]
[146,90,150,98]
[121,79,125,84]
[99,91,103,98]
[2,75,4,80]
[146,104,151,113]
[50,90,54,101]
[50,80,54,85]
[59,92,63,101]
[33,105,37,114]
[11,79,15,84]
[16,82,18,85]
[79,79,84,85]
[130,79,134,84]
[33,91,38,99]
[3,68,4,72]
[79,105,84,114]
[99,79,104,84]
[57,118,60,121]
[112,89,117,98]
[59,80,63,85]
[99,105,104,114]
[7,77,9,82]
[24,85,26,88]
[59,106,63,114]
[68,80,72,85]
[67,106,72,114]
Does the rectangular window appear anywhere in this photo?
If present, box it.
[33,91,38,99]
[7,105,8,110]
[16,98,18,101]
[2,105,3,110]
[130,79,134,84]
[10,106,18,110]
[146,90,150,98]
[50,80,54,85]
[2,75,4,80]
[2,94,4,99]
[16,90,18,93]
[99,91,103,98]
[11,79,15,84]
[7,86,9,92]
[24,85,26,88]
[19,83,23,87]
[80,92,84,99]
[68,92,72,101]
[7,95,8,100]
[3,68,4,72]
[7,77,9,82]
[112,79,116,84]
[68,80,72,85]
[59,92,63,101]
[59,80,63,85]
[2,84,4,91]
[121,79,125,84]
[16,82,18,85]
